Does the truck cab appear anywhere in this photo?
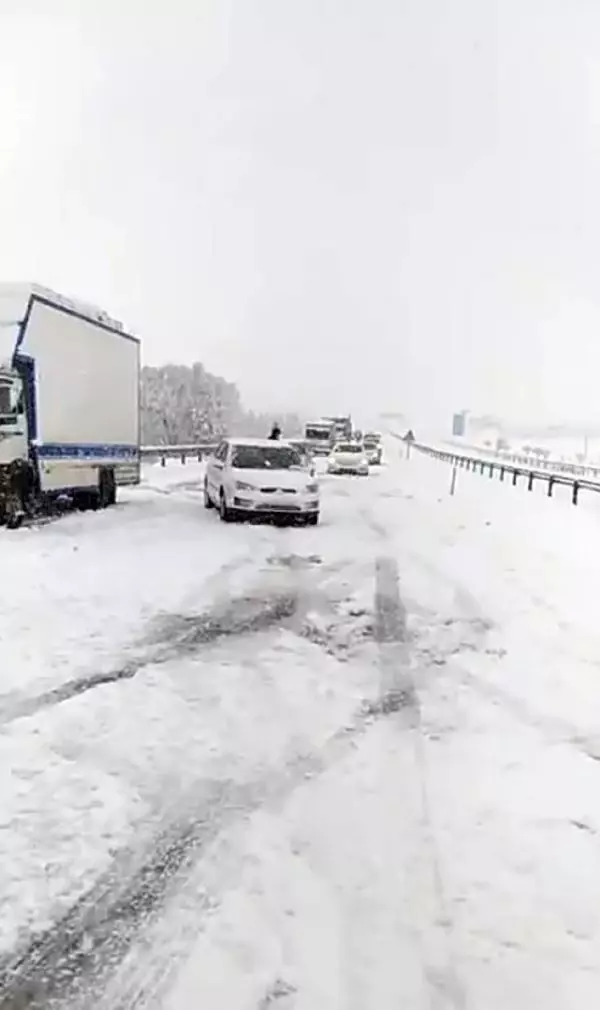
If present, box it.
[323,415,353,442]
[0,366,26,446]
[0,364,33,524]
[304,421,335,456]
[0,368,23,426]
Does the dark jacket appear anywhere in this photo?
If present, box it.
[269,424,281,440]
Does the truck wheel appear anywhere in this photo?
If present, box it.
[98,469,116,509]
[5,504,24,530]
[4,461,35,528]
[74,491,92,511]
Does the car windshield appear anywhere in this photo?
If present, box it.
[336,443,362,453]
[231,445,303,469]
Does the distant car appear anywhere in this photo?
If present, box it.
[363,433,382,464]
[327,442,369,476]
[289,441,316,476]
[204,438,320,524]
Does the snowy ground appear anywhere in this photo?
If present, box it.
[453,430,600,465]
[2,448,600,1007]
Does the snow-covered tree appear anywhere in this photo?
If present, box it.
[140,362,304,444]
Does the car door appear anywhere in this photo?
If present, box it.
[208,441,228,496]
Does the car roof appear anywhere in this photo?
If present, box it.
[227,437,297,447]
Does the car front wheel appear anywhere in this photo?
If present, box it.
[219,490,235,522]
[306,512,319,526]
[204,480,214,509]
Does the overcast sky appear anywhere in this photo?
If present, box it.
[2,0,600,428]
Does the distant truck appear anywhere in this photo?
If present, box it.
[323,415,352,442]
[303,420,335,456]
[0,284,140,526]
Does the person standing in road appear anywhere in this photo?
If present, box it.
[269,422,281,440]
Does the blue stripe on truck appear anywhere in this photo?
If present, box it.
[37,443,139,460]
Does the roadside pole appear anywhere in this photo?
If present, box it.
[450,464,458,496]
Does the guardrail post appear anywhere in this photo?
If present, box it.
[161,454,166,467]
[528,472,534,492]
[181,451,186,465]
[512,469,518,486]
[572,481,580,505]
[197,449,202,462]
[500,466,505,481]
[548,478,554,498]
[489,463,494,478]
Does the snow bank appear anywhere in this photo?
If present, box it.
[0,470,383,954]
[0,463,247,701]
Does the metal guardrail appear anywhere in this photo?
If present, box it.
[140,438,307,467]
[139,436,600,504]
[443,439,600,481]
[412,440,600,506]
[140,443,217,465]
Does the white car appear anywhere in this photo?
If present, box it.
[204,438,320,524]
[363,433,382,465]
[327,442,369,476]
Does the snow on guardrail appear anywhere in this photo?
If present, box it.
[140,443,217,465]
[391,434,600,506]
[140,438,308,466]
[439,439,600,482]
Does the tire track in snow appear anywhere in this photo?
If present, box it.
[0,695,403,1010]
[373,554,416,715]
[372,551,468,1010]
[0,548,395,1010]
[0,591,298,729]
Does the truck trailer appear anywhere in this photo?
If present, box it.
[0,284,140,526]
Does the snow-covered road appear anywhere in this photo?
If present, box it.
[2,446,600,1008]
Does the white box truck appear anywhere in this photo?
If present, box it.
[0,284,140,526]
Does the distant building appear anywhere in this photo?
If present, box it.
[452,411,467,437]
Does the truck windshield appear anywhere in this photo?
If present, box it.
[305,427,330,440]
[0,384,13,416]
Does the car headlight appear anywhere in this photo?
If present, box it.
[306,482,318,493]
[235,480,254,491]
